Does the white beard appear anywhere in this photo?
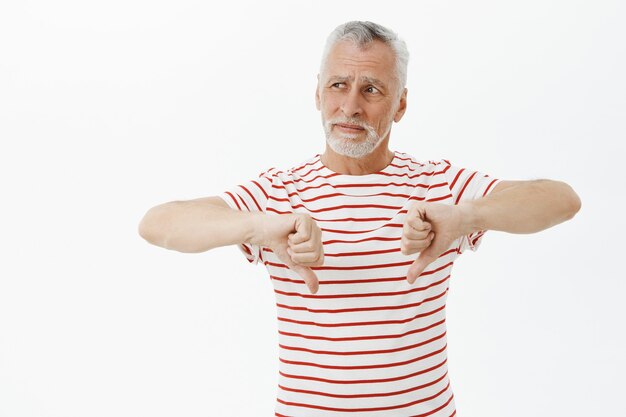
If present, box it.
[323,117,390,159]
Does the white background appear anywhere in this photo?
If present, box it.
[1,1,624,416]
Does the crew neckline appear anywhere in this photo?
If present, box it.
[318,150,398,178]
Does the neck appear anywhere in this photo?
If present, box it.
[321,140,394,175]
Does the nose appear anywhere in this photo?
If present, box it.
[340,88,363,118]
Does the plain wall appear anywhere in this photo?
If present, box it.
[1,1,624,416]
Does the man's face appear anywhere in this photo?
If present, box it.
[316,40,407,159]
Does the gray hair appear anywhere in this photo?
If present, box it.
[320,21,409,95]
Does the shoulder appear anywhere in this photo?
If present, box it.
[393,152,452,174]
[271,154,324,181]
[254,154,323,184]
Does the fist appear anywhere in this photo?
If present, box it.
[402,202,469,284]
[259,213,324,294]
[287,215,325,268]
[401,204,435,256]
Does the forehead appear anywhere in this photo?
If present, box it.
[322,40,396,82]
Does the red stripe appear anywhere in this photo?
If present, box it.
[483,178,498,196]
[280,344,447,371]
[276,283,449,313]
[291,156,321,173]
[322,236,400,245]
[234,190,251,211]
[276,381,450,412]
[269,257,452,272]
[265,207,394,222]
[278,371,448,399]
[251,179,269,200]
[278,304,445,328]
[368,170,441,180]
[282,167,447,186]
[328,216,401,222]
[274,274,451,300]
[280,358,447,385]
[224,191,241,210]
[271,181,443,193]
[267,247,402,258]
[240,244,252,255]
[471,231,485,246]
[395,154,417,162]
[267,259,413,271]
[449,167,464,190]
[325,247,401,257]
[320,223,403,234]
[269,190,426,203]
[239,184,262,211]
[266,202,404,214]
[290,172,341,184]
[267,207,293,215]
[273,182,333,193]
[388,162,419,171]
[279,318,446,343]
[409,393,455,417]
[297,164,326,179]
[336,181,438,189]
[287,203,403,214]
[270,274,409,286]
[319,216,394,222]
[427,193,453,202]
[265,259,452,276]
[268,257,455,286]
[279,331,447,356]
[269,192,344,203]
[455,171,477,204]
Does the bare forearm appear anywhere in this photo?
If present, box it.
[461,180,581,234]
[138,198,264,253]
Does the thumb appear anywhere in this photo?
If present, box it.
[291,264,319,294]
[273,244,320,294]
[407,247,438,284]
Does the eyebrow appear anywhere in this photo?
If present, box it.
[327,75,387,89]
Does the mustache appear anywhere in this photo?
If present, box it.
[325,117,375,133]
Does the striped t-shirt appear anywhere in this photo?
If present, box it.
[218,151,500,417]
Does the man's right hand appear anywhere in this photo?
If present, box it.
[253,213,324,294]
[138,197,324,293]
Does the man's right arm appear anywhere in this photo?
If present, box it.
[138,196,267,253]
[137,196,324,293]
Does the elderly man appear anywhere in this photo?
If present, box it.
[139,21,580,417]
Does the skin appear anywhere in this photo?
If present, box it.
[138,38,581,294]
[316,40,407,175]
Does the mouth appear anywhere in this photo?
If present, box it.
[334,123,366,133]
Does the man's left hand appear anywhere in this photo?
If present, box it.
[402,202,473,284]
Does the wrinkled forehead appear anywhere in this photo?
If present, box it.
[320,39,397,81]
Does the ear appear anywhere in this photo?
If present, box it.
[393,87,408,123]
[315,74,321,111]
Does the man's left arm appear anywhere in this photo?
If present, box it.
[462,179,581,234]
[403,179,581,283]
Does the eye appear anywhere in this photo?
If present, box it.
[330,82,346,89]
[365,86,380,94]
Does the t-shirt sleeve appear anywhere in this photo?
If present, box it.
[442,160,501,254]
[216,168,276,265]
